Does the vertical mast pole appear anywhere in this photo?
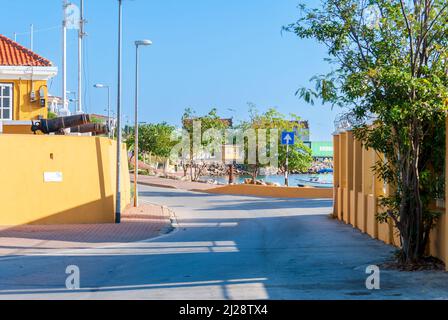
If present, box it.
[30,24,34,51]
[62,0,68,114]
[77,0,84,114]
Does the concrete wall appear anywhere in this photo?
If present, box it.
[206,184,333,199]
[0,135,130,225]
[333,129,448,270]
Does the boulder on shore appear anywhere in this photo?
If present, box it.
[244,178,254,185]
[266,182,281,187]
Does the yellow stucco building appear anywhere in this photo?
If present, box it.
[0,34,57,133]
[0,34,131,225]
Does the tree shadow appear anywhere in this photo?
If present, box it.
[2,212,447,300]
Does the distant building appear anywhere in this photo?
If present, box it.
[90,113,109,123]
[90,113,116,135]
[48,94,68,115]
[181,117,233,163]
[296,121,310,142]
[310,141,334,160]
[289,120,310,142]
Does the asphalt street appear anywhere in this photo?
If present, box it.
[1,185,448,300]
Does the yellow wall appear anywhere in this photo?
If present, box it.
[205,184,333,199]
[334,130,448,270]
[345,131,354,224]
[1,79,48,121]
[333,135,340,217]
[0,135,130,225]
[357,192,366,232]
[352,138,362,228]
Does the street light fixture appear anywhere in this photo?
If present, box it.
[66,91,77,114]
[93,83,111,138]
[133,39,152,208]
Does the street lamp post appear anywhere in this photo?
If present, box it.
[116,0,123,223]
[93,84,111,138]
[133,39,152,208]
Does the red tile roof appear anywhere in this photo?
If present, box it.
[0,34,52,67]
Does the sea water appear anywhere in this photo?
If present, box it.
[201,173,334,188]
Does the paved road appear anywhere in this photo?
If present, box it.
[1,185,448,300]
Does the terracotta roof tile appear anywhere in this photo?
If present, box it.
[0,34,52,67]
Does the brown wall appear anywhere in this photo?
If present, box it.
[2,123,34,134]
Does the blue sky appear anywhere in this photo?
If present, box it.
[3,0,341,141]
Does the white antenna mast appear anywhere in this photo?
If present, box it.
[62,0,68,115]
[30,24,34,51]
[77,0,85,114]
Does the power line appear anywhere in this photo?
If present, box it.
[13,25,61,37]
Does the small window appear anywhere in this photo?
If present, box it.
[0,84,13,121]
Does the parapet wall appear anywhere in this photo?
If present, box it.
[333,128,448,270]
[0,135,130,225]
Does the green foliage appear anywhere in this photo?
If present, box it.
[47,111,58,119]
[287,0,448,263]
[239,105,313,179]
[127,122,178,159]
[278,143,313,174]
[182,108,227,157]
[180,108,231,181]
[90,116,105,124]
[182,108,230,140]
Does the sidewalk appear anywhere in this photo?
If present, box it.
[135,175,220,191]
[0,204,174,257]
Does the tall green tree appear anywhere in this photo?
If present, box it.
[181,108,230,181]
[287,0,448,265]
[127,122,178,161]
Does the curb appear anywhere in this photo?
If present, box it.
[135,181,177,190]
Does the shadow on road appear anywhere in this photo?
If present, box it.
[1,190,448,300]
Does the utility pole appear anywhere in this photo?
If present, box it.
[77,0,85,114]
[282,132,293,187]
[93,84,111,138]
[285,143,289,187]
[30,24,34,51]
[62,0,68,115]
[134,44,140,207]
[228,163,234,184]
[133,40,152,208]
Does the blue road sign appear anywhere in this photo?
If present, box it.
[281,132,295,146]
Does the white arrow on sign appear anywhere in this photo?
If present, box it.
[284,134,293,144]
